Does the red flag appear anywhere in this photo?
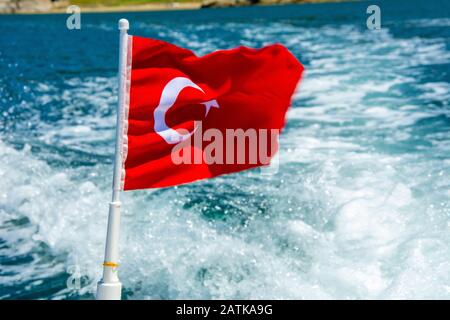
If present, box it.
[121,36,303,190]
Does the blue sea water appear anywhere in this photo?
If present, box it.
[0,0,449,299]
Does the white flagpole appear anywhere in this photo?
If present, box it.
[96,18,129,300]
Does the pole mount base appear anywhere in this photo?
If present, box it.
[96,281,122,300]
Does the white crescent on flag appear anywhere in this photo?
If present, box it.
[153,77,219,144]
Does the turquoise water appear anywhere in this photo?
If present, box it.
[0,0,449,299]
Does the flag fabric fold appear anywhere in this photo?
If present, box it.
[121,35,303,190]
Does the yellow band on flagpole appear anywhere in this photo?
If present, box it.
[103,261,119,268]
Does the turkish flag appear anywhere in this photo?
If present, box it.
[121,36,303,190]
